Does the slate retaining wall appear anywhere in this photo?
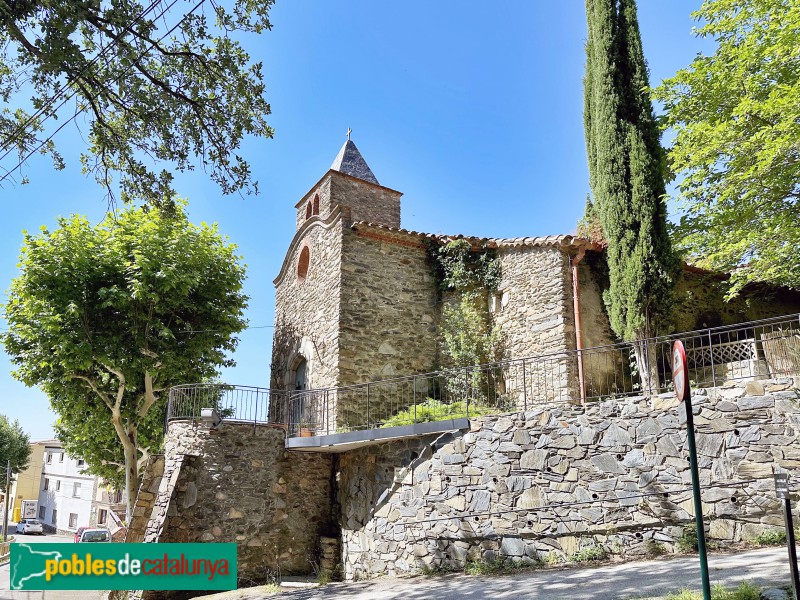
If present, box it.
[338,378,800,580]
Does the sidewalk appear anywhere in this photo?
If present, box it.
[204,546,794,600]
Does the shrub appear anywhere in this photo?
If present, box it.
[645,540,667,557]
[570,544,608,563]
[677,525,698,553]
[380,398,499,428]
[753,528,786,546]
[464,558,538,576]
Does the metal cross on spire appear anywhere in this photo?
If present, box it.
[346,127,352,141]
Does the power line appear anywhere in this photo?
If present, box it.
[0,0,208,185]
[0,0,175,164]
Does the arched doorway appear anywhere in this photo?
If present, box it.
[290,357,309,434]
[295,358,308,390]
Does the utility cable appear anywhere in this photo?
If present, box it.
[0,0,175,162]
[0,0,207,184]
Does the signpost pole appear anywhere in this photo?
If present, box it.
[775,471,800,600]
[2,460,10,543]
[672,341,711,600]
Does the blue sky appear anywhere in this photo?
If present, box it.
[0,1,715,440]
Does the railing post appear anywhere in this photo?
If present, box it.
[707,330,717,387]
[253,391,258,435]
[413,376,417,423]
[464,367,470,418]
[522,360,528,411]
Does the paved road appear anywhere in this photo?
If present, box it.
[205,546,795,600]
[0,525,95,600]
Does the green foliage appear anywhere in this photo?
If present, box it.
[381,398,499,428]
[676,524,712,553]
[583,0,679,341]
[441,297,503,371]
[0,0,274,207]
[419,563,462,577]
[569,544,608,563]
[577,195,606,247]
[752,528,786,546]
[665,582,761,600]
[653,0,800,295]
[436,239,501,294]
[0,414,31,488]
[644,540,667,557]
[2,202,248,510]
[433,240,504,398]
[463,558,538,576]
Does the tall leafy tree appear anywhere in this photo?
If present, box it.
[3,203,248,518]
[583,0,679,389]
[0,415,31,489]
[653,0,800,295]
[0,0,274,207]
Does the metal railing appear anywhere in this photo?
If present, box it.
[167,313,800,438]
[166,384,290,430]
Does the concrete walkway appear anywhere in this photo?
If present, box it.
[204,546,794,600]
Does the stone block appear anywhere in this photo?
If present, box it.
[737,396,774,410]
[520,449,547,470]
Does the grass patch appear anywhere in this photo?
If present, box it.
[645,540,668,557]
[570,544,608,563]
[464,558,537,576]
[381,398,500,428]
[419,563,462,577]
[665,582,760,600]
[753,528,786,546]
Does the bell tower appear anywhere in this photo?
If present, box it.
[294,134,402,230]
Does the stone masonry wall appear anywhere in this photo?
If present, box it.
[493,246,577,403]
[272,214,345,419]
[144,422,333,584]
[338,378,800,580]
[296,175,333,230]
[330,171,401,228]
[126,455,164,543]
[336,228,440,427]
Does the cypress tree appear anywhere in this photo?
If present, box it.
[583,0,679,379]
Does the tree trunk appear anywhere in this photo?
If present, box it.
[123,438,138,524]
[632,339,660,396]
[110,410,138,524]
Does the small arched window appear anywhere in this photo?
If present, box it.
[313,193,320,216]
[297,246,310,282]
[305,201,312,219]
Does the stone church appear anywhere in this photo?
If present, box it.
[270,137,800,417]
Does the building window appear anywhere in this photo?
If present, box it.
[69,513,78,529]
[38,505,45,519]
[313,193,320,215]
[111,490,123,504]
[297,246,310,282]
[43,478,49,491]
[52,509,57,525]
[98,509,108,525]
[55,480,61,492]
[73,482,81,498]
[305,201,313,219]
[59,453,64,462]
[77,459,85,467]
[46,452,52,463]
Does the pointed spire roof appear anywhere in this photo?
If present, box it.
[330,139,379,185]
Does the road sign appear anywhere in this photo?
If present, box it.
[672,340,689,402]
[776,472,790,500]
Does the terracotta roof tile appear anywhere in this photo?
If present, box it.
[350,222,598,250]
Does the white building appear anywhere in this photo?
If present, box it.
[37,441,97,535]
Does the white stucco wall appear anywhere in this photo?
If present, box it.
[38,444,96,533]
